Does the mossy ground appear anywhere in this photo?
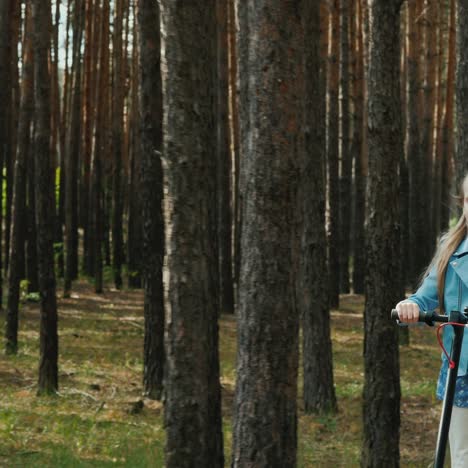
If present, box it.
[0,283,441,467]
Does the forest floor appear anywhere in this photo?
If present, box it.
[0,280,441,467]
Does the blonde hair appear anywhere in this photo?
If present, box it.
[425,175,468,312]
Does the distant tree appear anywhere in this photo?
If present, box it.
[50,0,63,279]
[64,0,85,296]
[90,0,110,294]
[301,0,337,415]
[0,0,13,311]
[362,0,403,465]
[352,0,366,294]
[137,0,164,401]
[339,0,351,294]
[228,0,241,296]
[81,0,95,276]
[231,0,303,465]
[455,0,468,190]
[127,7,143,289]
[327,0,340,308]
[421,0,437,249]
[32,0,59,394]
[5,3,34,355]
[440,0,455,231]
[160,2,224,466]
[111,0,125,290]
[217,0,234,315]
[407,0,430,286]
[26,133,39,293]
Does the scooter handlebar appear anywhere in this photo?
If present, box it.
[391,309,440,326]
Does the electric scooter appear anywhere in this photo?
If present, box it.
[391,308,468,468]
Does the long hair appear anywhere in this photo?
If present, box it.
[423,175,468,312]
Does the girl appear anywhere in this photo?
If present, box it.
[397,173,468,467]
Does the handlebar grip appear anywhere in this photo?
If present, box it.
[391,309,435,326]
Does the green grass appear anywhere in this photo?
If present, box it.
[0,285,442,467]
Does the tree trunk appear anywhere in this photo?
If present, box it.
[362,0,403,465]
[440,0,455,232]
[228,0,240,302]
[217,0,234,315]
[4,0,21,280]
[90,0,109,294]
[301,0,337,415]
[5,3,34,355]
[81,0,96,276]
[64,0,85,296]
[407,0,429,286]
[137,0,165,401]
[26,128,39,293]
[339,0,351,294]
[127,12,142,289]
[455,1,468,190]
[433,0,446,240]
[111,0,125,290]
[327,0,340,308]
[352,0,366,294]
[32,0,59,395]
[160,2,224,466]
[0,0,12,311]
[231,1,303,466]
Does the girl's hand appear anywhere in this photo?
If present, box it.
[395,301,420,323]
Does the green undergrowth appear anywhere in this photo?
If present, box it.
[0,284,441,467]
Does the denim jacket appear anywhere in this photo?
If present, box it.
[407,236,468,376]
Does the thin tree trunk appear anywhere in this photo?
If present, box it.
[217,0,234,315]
[0,0,12,311]
[352,0,366,294]
[362,0,403,465]
[91,0,109,294]
[64,0,85,296]
[339,0,351,294]
[32,0,59,395]
[407,0,426,287]
[127,5,142,289]
[26,127,38,293]
[137,0,165,401]
[327,0,340,308]
[82,0,95,276]
[111,0,125,290]
[228,0,240,303]
[301,0,337,415]
[5,3,34,356]
[440,0,455,232]
[50,0,63,279]
[433,0,446,240]
[4,0,21,279]
[455,1,468,189]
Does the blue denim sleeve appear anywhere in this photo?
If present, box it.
[405,266,439,312]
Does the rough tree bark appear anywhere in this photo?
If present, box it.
[455,0,468,190]
[301,0,337,415]
[339,0,351,294]
[32,0,59,394]
[231,1,303,466]
[327,0,340,308]
[111,0,125,290]
[362,0,403,465]
[352,0,366,294]
[137,0,165,401]
[5,3,34,355]
[160,2,224,466]
[64,0,84,296]
[217,0,234,315]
